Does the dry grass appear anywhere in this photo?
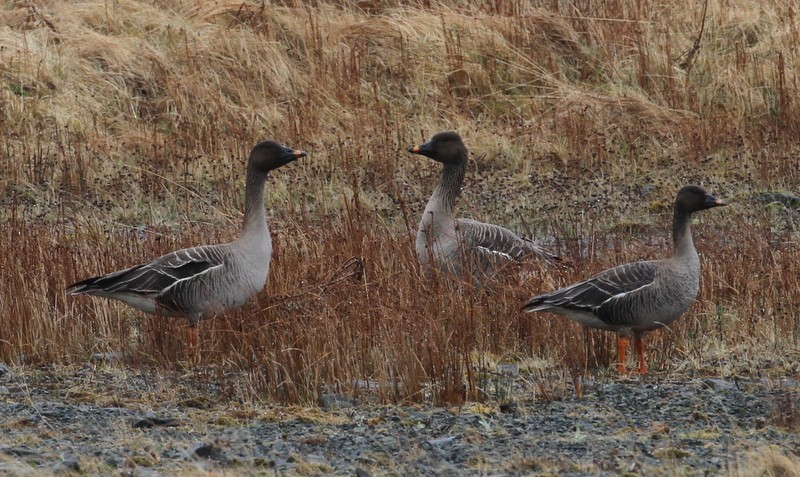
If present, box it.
[1,0,799,405]
[732,447,800,477]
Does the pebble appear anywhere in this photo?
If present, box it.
[0,446,40,458]
[703,378,736,391]
[132,416,181,429]
[355,467,373,477]
[0,363,13,380]
[191,443,226,463]
[425,435,457,447]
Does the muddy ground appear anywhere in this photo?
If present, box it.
[1,363,799,476]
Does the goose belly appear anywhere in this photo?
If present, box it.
[629,272,700,332]
[629,293,695,332]
[562,309,621,332]
[169,259,269,320]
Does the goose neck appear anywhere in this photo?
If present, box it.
[242,167,269,237]
[672,208,696,258]
[429,160,466,215]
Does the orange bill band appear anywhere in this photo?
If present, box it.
[411,145,421,153]
[293,150,305,157]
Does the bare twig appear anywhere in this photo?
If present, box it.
[261,257,364,309]
[676,0,709,72]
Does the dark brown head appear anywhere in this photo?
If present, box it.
[674,185,726,213]
[406,131,467,166]
[248,140,307,173]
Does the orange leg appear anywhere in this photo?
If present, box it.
[632,335,648,375]
[617,336,629,374]
[185,326,200,363]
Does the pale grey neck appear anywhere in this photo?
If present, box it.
[672,208,696,258]
[241,167,269,237]
[427,160,466,216]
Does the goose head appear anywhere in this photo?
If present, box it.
[407,131,467,165]
[249,140,308,172]
[675,185,726,213]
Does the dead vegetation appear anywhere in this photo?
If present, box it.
[1,0,799,405]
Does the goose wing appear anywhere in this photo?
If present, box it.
[67,245,227,305]
[457,218,558,263]
[523,260,660,314]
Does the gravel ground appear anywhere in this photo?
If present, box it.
[1,364,799,476]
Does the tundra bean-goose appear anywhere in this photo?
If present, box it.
[67,141,307,351]
[406,132,557,283]
[522,185,726,374]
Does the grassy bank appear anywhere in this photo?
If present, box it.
[1,0,798,405]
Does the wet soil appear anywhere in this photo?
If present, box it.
[1,364,798,476]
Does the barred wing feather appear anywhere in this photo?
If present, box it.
[523,261,659,312]
[67,245,226,298]
[457,219,556,262]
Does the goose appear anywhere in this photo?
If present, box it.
[522,185,726,374]
[406,131,557,283]
[67,140,307,350]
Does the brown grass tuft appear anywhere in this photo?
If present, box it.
[1,0,798,405]
[733,448,800,477]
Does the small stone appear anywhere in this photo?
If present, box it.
[253,457,275,468]
[779,378,800,388]
[191,443,226,463]
[702,379,735,391]
[499,401,518,414]
[0,363,13,380]
[0,446,39,458]
[355,467,373,477]
[640,184,657,195]
[425,436,457,447]
[133,416,181,429]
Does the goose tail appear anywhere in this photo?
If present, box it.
[66,275,109,295]
[66,265,139,295]
[521,295,551,313]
